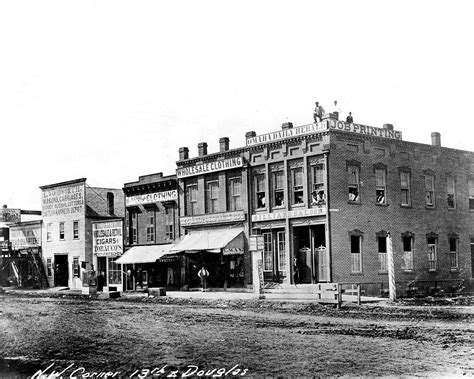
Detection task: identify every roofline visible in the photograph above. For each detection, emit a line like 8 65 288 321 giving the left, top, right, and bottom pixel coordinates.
40 178 87 190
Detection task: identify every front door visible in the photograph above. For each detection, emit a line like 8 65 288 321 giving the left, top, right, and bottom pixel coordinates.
293 226 312 283
54 255 69 287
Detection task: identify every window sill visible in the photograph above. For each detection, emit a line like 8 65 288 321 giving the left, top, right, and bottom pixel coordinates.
272 206 285 211
400 204 412 209
378 271 388 275
291 203 305 208
450 268 460 272
347 201 361 205
447 207 456 211
403 270 415 274
255 208 268 213
375 203 389 207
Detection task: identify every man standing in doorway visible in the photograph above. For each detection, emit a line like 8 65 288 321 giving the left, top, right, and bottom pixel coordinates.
198 266 209 292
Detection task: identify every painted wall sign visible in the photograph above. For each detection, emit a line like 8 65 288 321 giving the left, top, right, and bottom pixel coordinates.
246 121 328 146
10 225 41 249
126 190 178 206
328 119 402 140
180 211 245 227
0 208 21 223
251 207 327 222
92 220 123 257
223 247 244 255
176 157 243 179
42 184 85 217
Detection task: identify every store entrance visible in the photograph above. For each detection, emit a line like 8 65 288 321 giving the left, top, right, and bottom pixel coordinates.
54 255 69 287
293 224 327 283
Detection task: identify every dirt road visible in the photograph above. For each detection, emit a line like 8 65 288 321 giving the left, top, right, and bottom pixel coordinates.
1 294 472 377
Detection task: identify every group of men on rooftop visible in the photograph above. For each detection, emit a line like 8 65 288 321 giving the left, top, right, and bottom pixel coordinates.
313 100 353 124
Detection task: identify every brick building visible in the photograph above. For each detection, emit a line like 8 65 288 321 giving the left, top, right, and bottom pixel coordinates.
175 114 473 296
40 178 124 289
118 173 180 290
173 138 250 289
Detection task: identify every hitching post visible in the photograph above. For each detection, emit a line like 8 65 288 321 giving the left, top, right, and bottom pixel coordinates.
387 233 396 301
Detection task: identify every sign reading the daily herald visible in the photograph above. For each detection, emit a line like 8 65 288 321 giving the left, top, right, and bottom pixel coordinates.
92 220 123 257
42 184 85 217
10 224 41 250
176 157 243 179
126 190 178 206
246 121 328 146
328 119 402 140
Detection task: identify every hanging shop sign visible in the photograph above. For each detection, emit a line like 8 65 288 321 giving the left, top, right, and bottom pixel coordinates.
42 183 85 217
249 235 264 251
10 224 41 250
92 220 123 257
223 247 244 255
176 157 243 179
126 190 178 206
251 207 326 222
246 121 328 146
180 211 246 227
0 208 21 223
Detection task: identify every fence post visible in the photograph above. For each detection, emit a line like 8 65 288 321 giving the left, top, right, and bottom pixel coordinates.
337 283 342 309
357 283 361 305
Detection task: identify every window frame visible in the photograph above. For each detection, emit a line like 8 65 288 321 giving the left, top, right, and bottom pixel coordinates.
272 170 285 208
425 174 435 207
400 171 411 206
377 234 388 273
255 174 266 209
277 231 286 271
347 165 360 203
146 209 155 242
73 257 80 278
427 235 438 272
228 176 242 211
349 231 363 274
186 183 198 216
290 167 304 206
46 223 52 242
73 221 79 240
59 222 65 241
311 163 326 206
402 234 414 271
468 178 474 210
375 168 387 205
446 177 456 209
449 236 459 270
263 232 273 272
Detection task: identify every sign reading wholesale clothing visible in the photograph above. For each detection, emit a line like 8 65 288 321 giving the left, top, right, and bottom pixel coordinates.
176 157 243 179
126 190 178 206
92 220 123 257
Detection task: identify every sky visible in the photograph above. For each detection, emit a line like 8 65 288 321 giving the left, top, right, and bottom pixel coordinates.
1 0 473 211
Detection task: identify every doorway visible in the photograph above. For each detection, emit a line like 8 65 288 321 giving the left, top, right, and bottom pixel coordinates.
293 224 327 283
54 254 69 287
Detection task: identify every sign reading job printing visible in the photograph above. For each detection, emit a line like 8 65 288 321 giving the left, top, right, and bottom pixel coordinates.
10 224 41 250
126 190 178 206
176 157 243 179
328 119 402 140
246 121 328 146
42 184 85 217
92 220 123 257
0 208 21 223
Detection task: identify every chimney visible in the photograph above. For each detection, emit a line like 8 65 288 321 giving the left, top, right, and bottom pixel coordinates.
179 147 189 160
282 122 293 130
198 142 208 156
2 205 7 208
383 124 394 131
245 131 256 139
431 132 441 147
219 137 230 152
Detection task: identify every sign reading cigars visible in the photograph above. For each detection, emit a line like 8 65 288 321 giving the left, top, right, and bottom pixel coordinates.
92 220 123 257
126 190 178 206
176 157 243 179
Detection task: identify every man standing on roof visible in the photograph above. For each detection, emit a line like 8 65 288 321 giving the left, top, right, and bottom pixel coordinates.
313 101 325 123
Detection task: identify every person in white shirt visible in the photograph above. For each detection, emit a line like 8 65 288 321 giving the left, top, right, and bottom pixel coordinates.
197 266 209 292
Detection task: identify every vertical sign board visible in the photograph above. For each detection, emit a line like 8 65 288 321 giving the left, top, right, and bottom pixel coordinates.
92 220 123 257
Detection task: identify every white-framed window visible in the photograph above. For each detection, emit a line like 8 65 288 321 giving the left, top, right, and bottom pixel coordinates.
255 174 266 209
277 231 286 271
108 257 122 285
291 167 304 205
403 235 414 271
46 258 53 277
350 235 362 273
46 223 52 242
273 171 285 208
375 169 386 204
400 171 411 206
73 221 79 240
165 224 174 241
447 177 456 209
348 166 360 202
129 212 138 245
449 237 458 270
468 179 474 210
311 164 325 205
378 236 387 272
186 183 198 216
146 210 155 242
228 176 242 211
73 257 80 277
59 222 65 241
425 175 435 207
427 236 438 271
263 232 273 271
206 180 219 213
164 206 174 241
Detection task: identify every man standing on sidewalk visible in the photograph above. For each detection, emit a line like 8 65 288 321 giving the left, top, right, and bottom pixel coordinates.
198 266 209 292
